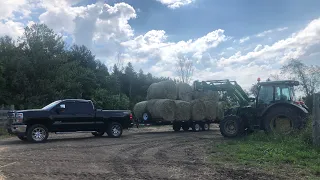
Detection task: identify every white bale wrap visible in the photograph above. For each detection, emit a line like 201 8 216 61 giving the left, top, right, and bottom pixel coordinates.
147 80 177 100
174 100 191 121
146 99 176 121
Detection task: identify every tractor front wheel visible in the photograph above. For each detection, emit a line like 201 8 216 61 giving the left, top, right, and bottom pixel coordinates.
219 115 244 138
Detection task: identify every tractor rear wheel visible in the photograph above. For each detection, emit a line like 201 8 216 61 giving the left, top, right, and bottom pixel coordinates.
263 107 301 135
219 115 244 138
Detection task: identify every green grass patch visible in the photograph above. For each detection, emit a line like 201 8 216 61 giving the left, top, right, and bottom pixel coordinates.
211 122 320 178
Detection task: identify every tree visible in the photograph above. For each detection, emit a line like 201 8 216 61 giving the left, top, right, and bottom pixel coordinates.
281 59 320 110
249 83 259 97
176 56 194 84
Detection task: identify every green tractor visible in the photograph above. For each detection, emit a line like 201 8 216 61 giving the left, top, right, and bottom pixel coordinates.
193 78 309 137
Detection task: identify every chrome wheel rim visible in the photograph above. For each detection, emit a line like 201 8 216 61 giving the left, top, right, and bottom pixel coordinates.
112 125 121 136
32 127 46 141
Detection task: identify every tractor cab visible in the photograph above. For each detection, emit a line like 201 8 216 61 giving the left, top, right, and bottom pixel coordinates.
255 78 300 110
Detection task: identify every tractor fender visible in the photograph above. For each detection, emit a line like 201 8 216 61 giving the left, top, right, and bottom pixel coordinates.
260 102 308 118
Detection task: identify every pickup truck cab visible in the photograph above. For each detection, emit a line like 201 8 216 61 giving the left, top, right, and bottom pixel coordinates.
7 99 134 143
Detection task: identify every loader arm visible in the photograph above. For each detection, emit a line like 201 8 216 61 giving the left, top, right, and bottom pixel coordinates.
193 79 251 107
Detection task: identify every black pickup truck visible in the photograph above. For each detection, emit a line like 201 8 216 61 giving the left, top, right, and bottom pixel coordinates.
7 99 134 143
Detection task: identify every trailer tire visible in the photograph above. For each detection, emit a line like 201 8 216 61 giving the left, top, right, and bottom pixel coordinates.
192 123 201 132
182 124 189 131
173 123 181 132
202 123 210 131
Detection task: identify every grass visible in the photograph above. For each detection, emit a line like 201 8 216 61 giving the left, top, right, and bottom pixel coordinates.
210 121 320 179
0 127 11 139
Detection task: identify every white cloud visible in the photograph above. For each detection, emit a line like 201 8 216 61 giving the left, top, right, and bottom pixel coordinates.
157 0 195 9
0 20 24 39
218 18 320 67
0 0 29 19
239 36 250 44
256 27 288 37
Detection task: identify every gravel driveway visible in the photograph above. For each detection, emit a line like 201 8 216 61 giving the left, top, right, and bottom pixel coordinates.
0 125 281 180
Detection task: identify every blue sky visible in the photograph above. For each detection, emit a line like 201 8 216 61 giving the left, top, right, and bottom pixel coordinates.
0 0 320 90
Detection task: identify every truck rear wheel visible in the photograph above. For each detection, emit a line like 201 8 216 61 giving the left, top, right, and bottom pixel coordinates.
26 124 49 143
219 115 244 138
106 122 123 138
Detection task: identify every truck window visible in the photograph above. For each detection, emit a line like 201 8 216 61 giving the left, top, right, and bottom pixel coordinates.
73 102 94 114
275 86 291 101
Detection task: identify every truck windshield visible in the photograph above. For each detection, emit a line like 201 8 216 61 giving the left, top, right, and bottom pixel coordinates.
42 100 62 110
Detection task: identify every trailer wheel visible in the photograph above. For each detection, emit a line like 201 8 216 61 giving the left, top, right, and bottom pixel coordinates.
173 123 181 132
142 112 152 122
202 123 210 131
192 123 201 132
182 124 189 131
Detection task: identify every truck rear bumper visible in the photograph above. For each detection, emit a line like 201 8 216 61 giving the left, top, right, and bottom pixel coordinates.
10 125 27 134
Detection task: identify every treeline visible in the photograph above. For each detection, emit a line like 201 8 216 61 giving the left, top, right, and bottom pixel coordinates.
0 24 172 110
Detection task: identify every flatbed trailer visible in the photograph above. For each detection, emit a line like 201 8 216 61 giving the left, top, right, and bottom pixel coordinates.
134 117 220 132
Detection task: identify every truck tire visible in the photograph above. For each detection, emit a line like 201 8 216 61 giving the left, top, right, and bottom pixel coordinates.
17 135 27 141
142 112 152 122
191 123 201 132
26 124 49 143
106 122 123 138
263 107 301 135
92 131 105 137
219 115 244 138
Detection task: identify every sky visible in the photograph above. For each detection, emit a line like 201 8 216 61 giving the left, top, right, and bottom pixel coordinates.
1 0 320 90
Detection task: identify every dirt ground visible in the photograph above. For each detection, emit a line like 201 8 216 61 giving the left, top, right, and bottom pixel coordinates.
0 125 283 180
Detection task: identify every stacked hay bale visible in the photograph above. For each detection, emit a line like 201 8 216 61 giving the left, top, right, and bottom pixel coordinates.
133 80 222 122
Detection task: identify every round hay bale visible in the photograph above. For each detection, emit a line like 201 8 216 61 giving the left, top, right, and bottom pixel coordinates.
190 99 206 121
133 101 148 120
174 100 191 121
146 99 176 121
176 83 193 102
203 100 218 121
147 80 177 100
192 90 219 101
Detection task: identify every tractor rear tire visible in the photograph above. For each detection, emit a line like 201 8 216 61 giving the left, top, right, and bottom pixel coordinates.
263 107 301 135
219 115 244 138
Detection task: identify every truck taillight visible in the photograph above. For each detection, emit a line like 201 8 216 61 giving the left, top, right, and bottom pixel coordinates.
130 113 133 120
15 113 24 123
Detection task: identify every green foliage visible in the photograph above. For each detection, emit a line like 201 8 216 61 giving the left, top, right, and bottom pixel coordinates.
0 23 172 110
211 122 320 178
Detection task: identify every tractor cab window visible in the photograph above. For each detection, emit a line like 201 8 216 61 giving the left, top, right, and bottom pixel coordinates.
275 86 291 101
258 85 274 104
